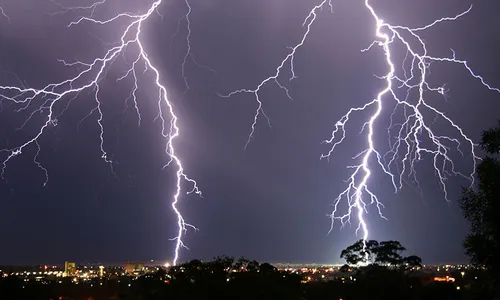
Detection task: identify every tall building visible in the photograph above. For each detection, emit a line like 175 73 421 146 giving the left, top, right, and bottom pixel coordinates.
64 261 76 277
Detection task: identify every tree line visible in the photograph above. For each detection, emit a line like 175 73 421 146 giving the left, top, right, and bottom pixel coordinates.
459 121 500 298
0 124 498 300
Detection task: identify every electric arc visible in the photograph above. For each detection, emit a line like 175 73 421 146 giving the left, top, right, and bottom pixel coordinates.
0 0 200 266
1 0 499 263
223 0 499 246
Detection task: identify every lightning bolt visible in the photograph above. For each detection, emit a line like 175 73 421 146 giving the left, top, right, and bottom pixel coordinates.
0 0 200 265
2 0 499 265
219 1 331 149
223 0 499 250
0 6 10 23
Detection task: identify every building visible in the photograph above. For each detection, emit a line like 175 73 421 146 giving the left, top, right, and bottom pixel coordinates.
64 261 76 277
124 262 144 275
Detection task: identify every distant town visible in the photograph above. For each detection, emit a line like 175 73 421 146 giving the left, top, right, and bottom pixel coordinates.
0 261 483 288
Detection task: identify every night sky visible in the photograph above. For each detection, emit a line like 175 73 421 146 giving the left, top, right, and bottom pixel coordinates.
1 0 499 266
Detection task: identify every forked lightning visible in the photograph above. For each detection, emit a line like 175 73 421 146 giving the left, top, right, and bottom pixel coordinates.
1 0 499 264
0 0 200 265
224 0 499 249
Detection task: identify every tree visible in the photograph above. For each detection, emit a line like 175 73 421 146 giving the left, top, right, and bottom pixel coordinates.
234 257 249 270
340 239 379 265
259 263 277 274
460 122 500 294
211 255 235 271
339 264 350 273
340 239 421 268
340 239 366 265
375 240 406 266
246 260 260 272
403 255 422 269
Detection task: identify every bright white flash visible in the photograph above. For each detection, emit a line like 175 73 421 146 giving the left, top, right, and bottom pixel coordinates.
224 1 499 245
0 1 200 265
2 0 499 264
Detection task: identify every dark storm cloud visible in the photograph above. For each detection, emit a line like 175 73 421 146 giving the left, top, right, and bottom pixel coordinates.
0 0 499 265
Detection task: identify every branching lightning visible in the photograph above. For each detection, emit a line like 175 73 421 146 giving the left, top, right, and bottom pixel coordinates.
0 6 9 23
220 1 331 149
2 0 499 265
224 0 500 248
0 0 200 265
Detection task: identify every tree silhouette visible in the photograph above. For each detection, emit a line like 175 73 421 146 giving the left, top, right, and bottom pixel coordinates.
460 121 500 296
340 239 365 265
339 264 350 273
1 256 465 300
234 257 249 270
246 260 259 272
375 240 406 266
403 255 422 269
259 262 277 274
340 240 379 265
341 239 421 268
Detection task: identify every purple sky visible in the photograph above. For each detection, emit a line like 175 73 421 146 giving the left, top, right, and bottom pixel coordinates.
0 0 499 265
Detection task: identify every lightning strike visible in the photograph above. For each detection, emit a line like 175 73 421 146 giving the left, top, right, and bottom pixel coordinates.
220 1 331 149
174 0 217 93
180 0 193 92
224 1 499 251
0 6 10 23
0 0 200 265
2 0 499 266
